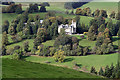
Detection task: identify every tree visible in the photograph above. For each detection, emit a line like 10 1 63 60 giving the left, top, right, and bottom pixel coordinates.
99 67 104 76
110 11 115 18
98 24 105 32
16 21 25 32
8 26 15 35
118 28 120 36
54 35 72 47
99 10 107 18
107 19 115 36
83 47 89 56
2 32 9 45
23 41 29 52
2 45 7 55
90 66 97 75
87 24 97 41
75 16 82 33
37 28 47 42
40 6 46 12
104 65 111 78
33 37 42 49
2 20 9 33
15 4 22 14
53 50 65 63
93 9 100 17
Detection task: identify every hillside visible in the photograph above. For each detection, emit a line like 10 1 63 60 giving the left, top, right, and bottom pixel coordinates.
80 2 118 15
2 58 101 78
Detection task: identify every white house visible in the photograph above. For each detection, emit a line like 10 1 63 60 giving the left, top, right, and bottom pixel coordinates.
58 20 76 35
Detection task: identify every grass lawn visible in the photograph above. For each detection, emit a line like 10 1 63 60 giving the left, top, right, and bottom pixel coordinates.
80 2 118 15
24 53 119 71
2 58 101 78
6 34 118 51
3 53 118 72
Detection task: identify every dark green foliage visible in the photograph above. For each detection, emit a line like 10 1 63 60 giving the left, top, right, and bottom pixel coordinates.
64 2 87 9
23 41 29 52
8 26 15 35
118 28 120 36
2 45 7 55
93 28 114 55
90 66 97 75
2 32 9 45
75 16 82 33
89 16 105 28
83 47 89 56
12 46 23 60
99 67 104 76
87 24 97 41
98 24 105 32
33 37 42 49
3 4 23 14
99 10 107 18
107 19 116 36
21 11 29 23
110 11 116 18
47 22 58 39
54 35 72 47
40 2 50 6
38 45 50 56
15 4 22 14
28 3 39 13
11 34 22 43
93 9 100 17
16 21 25 32
116 12 120 20
2 20 9 33
40 6 46 12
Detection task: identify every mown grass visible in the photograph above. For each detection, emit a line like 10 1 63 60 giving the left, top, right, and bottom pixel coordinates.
2 52 118 72
80 2 118 15
2 58 101 78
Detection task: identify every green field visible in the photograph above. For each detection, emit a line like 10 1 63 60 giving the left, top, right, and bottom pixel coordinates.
2 53 118 72
6 34 118 51
80 2 118 15
2 58 101 78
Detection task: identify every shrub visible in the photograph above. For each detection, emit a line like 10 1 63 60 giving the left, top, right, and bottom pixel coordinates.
36 44 50 56
49 47 56 56
12 46 23 60
83 47 89 56
90 66 97 75
53 50 65 63
40 6 46 12
83 32 88 35
6 47 14 55
23 41 29 52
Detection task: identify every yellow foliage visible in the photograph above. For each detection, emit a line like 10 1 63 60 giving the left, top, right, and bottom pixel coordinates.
83 32 88 35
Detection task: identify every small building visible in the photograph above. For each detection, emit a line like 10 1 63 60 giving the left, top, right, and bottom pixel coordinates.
58 20 76 35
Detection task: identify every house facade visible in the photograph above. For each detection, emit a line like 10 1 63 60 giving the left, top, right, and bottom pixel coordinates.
58 20 76 35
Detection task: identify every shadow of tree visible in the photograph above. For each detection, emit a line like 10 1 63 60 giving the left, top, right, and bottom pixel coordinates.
76 64 82 68
113 45 118 50
112 37 118 42
64 58 74 62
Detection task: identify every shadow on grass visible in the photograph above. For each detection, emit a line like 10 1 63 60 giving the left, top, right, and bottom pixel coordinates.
112 37 118 42
76 64 82 68
113 45 118 50
64 58 74 62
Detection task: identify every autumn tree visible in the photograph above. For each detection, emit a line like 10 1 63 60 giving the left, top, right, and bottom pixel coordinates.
87 24 98 41
2 32 9 45
2 20 9 33
110 11 116 18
